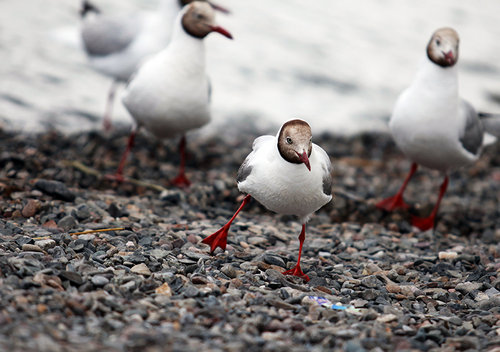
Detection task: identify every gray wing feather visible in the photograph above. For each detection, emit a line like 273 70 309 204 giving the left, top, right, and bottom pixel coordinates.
479 112 500 138
207 77 212 104
82 15 142 57
236 158 252 183
237 136 273 184
322 158 333 196
459 99 484 156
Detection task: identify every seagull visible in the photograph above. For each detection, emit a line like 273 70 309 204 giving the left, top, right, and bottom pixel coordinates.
202 119 333 281
110 1 232 187
376 27 497 231
80 0 228 131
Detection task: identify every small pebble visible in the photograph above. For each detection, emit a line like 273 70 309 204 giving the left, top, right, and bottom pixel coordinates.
131 263 151 276
438 251 458 260
91 275 109 287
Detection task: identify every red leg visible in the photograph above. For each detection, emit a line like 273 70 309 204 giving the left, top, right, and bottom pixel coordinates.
411 175 449 231
106 127 136 182
170 135 191 187
283 224 310 282
103 80 118 132
376 162 418 211
202 195 251 253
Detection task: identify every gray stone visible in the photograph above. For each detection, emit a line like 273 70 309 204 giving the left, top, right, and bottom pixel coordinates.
91 275 109 287
456 281 482 294
183 285 200 298
361 275 381 288
478 296 500 310
75 204 91 220
149 249 170 260
34 179 75 201
131 263 151 276
263 254 286 267
58 215 77 230
59 271 83 285
221 264 238 279
34 239 56 250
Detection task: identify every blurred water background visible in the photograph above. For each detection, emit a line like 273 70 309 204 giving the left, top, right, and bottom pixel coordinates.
1 0 499 135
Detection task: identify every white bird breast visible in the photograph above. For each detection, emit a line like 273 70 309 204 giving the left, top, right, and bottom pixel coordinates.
122 50 211 139
238 141 331 220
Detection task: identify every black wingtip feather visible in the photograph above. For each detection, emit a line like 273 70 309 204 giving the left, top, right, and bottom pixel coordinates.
80 0 100 18
478 112 500 119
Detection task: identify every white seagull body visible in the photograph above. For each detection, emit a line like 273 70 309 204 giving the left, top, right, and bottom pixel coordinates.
238 134 332 222
122 13 210 139
111 2 232 187
81 0 181 82
202 119 333 281
378 27 497 231
390 58 485 172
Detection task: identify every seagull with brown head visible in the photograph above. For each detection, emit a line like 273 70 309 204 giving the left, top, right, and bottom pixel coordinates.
202 119 333 282
80 0 229 130
110 1 233 187
377 27 497 231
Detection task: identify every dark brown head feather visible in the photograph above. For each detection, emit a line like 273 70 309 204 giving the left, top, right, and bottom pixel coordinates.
277 119 313 164
182 2 215 39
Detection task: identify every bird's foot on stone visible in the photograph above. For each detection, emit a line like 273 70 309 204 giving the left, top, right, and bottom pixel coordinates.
201 225 229 253
170 173 191 188
283 265 310 282
411 214 436 231
376 194 410 211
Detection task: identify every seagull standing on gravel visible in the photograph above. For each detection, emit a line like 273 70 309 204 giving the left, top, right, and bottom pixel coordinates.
377 27 497 231
202 119 333 281
110 1 232 187
80 0 228 130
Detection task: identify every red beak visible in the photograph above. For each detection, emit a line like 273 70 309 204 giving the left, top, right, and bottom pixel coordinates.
443 50 455 64
208 2 230 14
297 150 311 171
210 25 233 39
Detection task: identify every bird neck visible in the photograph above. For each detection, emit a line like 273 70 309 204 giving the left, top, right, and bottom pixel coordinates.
412 56 459 99
166 12 207 67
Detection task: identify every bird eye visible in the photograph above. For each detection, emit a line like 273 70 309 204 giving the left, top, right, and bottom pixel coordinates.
435 39 441 46
195 13 203 20
286 137 293 144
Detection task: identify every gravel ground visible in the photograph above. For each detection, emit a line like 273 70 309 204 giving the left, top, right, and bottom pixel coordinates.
0 123 499 352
